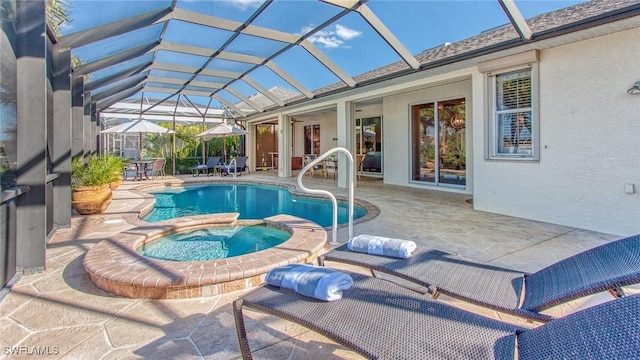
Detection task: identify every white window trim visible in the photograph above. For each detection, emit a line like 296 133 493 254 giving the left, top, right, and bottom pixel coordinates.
485 63 540 161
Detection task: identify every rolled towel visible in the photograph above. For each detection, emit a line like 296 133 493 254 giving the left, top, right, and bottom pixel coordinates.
265 264 353 301
348 234 417 259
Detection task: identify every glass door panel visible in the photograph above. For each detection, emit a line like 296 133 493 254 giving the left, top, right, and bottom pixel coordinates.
355 123 362 156
304 124 320 155
411 98 465 187
356 116 382 174
411 103 435 182
111 136 122 156
438 99 466 186
255 123 278 169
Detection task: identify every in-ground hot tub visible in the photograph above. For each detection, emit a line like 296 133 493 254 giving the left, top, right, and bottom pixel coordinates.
83 213 326 299
137 224 291 262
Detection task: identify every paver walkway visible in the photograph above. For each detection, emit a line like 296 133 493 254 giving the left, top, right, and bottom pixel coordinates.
0 172 621 359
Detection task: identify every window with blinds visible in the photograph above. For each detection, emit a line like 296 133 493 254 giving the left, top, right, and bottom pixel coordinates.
491 68 536 159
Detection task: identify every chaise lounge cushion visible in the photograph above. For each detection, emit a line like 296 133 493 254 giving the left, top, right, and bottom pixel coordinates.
319 234 640 322
235 275 640 359
234 272 521 359
362 151 381 172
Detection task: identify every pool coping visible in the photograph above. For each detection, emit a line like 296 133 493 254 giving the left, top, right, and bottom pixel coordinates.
125 178 380 229
83 213 327 299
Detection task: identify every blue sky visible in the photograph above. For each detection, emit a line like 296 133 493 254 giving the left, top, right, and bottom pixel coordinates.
64 0 585 106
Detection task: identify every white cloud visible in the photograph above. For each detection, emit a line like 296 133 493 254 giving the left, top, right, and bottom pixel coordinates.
334 24 361 40
300 25 315 34
306 24 362 49
227 0 263 10
312 35 344 49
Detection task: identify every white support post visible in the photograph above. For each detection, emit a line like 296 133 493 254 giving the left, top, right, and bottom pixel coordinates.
335 100 354 188
277 113 291 178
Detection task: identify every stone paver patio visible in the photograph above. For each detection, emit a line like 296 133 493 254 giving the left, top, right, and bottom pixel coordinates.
0 171 622 359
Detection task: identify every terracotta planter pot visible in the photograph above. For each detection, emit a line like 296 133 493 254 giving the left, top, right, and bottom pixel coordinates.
72 185 113 215
110 175 123 190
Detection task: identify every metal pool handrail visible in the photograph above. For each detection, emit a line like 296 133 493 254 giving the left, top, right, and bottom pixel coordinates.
296 147 354 245
228 157 237 178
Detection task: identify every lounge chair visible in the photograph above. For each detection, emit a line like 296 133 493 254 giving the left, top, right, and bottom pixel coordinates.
234 272 640 359
220 156 249 176
192 156 221 176
318 233 640 322
361 151 381 172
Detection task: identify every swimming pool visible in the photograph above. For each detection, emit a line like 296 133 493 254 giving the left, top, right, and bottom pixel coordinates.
142 183 367 227
138 225 290 262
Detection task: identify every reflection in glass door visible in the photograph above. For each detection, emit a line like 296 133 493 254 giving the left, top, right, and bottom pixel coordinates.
356 116 382 175
411 98 465 187
304 125 320 155
255 123 278 169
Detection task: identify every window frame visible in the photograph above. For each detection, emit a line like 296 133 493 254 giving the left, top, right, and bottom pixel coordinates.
486 64 539 161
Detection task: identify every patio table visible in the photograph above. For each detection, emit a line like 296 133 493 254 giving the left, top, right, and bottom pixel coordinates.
132 160 153 181
215 163 227 176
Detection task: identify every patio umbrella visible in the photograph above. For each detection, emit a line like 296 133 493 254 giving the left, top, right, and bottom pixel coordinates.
101 119 175 161
195 123 248 163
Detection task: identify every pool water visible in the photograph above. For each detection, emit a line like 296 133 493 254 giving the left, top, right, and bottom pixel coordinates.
142 184 367 227
138 225 290 261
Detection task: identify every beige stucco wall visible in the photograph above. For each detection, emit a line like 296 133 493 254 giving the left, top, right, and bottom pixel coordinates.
376 28 640 236
291 114 337 157
472 28 640 236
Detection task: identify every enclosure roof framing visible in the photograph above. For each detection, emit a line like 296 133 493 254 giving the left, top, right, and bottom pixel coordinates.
54 0 637 122
498 0 534 40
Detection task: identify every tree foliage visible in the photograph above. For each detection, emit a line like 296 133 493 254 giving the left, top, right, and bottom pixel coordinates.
46 0 71 38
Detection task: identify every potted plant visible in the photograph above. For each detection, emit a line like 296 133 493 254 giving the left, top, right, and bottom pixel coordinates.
71 155 118 215
105 154 127 189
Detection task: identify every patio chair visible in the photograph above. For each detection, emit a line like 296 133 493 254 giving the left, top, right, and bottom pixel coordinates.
123 161 137 181
147 159 166 180
356 154 365 180
221 156 249 176
192 156 221 176
303 154 327 179
318 233 640 322
234 272 640 359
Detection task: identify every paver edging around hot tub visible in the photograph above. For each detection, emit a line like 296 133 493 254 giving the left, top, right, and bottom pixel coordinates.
83 213 327 299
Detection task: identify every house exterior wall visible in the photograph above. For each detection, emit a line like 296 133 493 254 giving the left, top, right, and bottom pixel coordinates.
250 26 639 237
472 28 640 236
355 105 382 120
379 28 639 236
292 114 337 157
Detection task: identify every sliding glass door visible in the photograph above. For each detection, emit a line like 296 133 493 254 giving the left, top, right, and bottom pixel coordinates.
411 98 466 187
356 116 382 175
304 124 320 155
255 123 278 169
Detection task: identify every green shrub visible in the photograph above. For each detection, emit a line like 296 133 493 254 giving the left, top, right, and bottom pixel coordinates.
104 153 128 175
71 155 120 190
